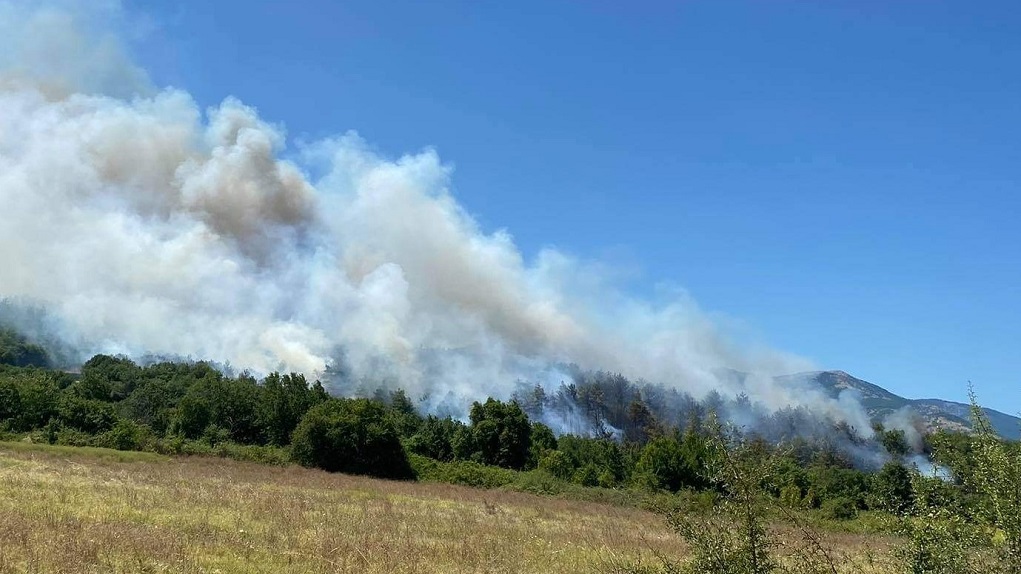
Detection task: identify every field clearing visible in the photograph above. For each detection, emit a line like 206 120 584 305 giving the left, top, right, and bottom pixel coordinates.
0 442 898 573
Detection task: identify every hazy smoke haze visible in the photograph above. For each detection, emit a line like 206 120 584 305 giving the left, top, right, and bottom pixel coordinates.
0 1 875 430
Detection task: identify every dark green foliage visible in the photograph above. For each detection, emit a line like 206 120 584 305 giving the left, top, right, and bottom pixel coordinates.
573 463 600 487
120 376 188 434
528 421 557 467
0 368 61 431
806 463 869 509
538 449 574 480
291 398 413 479
409 455 517 489
879 428 911 457
455 398 532 470
556 434 630 486
405 415 464 462
821 496 858 520
259 372 328 445
57 393 117 434
624 398 659 444
76 354 141 401
633 431 711 492
0 375 21 424
0 328 49 368
874 462 914 513
173 393 212 439
511 469 566 496
385 388 422 438
174 374 263 444
99 419 153 451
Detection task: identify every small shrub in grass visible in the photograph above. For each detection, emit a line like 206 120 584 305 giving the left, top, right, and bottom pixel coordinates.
558 484 639 507
177 440 213 456
821 497 858 521
407 453 440 477
779 485 803 509
895 509 981 574
200 424 231 447
676 488 719 515
53 427 95 447
512 469 565 496
538 449 574 480
155 434 187 455
573 463 600 487
411 455 519 489
97 419 154 451
432 460 517 489
640 491 688 515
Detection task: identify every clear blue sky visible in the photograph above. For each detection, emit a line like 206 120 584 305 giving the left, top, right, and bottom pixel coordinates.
123 0 1020 414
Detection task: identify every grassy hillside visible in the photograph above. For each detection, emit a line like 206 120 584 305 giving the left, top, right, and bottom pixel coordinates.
0 441 683 573
0 441 900 573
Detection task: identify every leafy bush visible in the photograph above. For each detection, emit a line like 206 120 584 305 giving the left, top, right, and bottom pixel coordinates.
56 393 117 434
573 463 600 487
453 398 531 470
821 497 858 521
0 328 49 368
779 484 803 509
633 435 705 492
415 458 516 489
212 442 291 466
873 462 914 514
0 369 58 431
97 419 154 451
291 398 413 479
512 469 565 496
405 415 463 462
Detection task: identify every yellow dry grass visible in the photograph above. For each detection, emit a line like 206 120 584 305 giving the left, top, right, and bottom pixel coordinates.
0 441 685 573
0 441 900 573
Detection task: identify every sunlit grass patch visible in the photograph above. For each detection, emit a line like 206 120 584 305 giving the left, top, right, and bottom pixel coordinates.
0 445 690 573
0 440 169 463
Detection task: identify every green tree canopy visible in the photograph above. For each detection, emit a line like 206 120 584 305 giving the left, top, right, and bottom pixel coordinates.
291 398 413 479
454 398 532 470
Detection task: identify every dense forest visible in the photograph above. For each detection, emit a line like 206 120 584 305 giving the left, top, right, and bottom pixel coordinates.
2 326 1019 571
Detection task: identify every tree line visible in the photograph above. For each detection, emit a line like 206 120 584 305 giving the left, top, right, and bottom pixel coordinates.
0 346 993 517
2 328 1018 571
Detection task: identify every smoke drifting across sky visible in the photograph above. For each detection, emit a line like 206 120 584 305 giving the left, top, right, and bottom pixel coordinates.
0 1 872 430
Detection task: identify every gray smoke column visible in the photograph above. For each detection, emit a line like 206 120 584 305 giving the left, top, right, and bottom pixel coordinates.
0 1 870 429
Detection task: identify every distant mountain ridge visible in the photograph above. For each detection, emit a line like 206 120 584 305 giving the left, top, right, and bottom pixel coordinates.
793 370 1020 440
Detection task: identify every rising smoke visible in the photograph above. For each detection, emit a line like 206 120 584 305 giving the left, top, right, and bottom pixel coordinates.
0 1 878 435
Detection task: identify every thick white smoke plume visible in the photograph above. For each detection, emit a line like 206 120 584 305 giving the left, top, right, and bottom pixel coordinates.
0 2 871 429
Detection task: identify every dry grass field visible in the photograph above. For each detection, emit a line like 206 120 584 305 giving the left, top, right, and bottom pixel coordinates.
0 441 900 573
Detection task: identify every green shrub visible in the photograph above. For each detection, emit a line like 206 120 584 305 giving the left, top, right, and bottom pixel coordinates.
779 484 803 509
454 399 531 470
512 469 565 496
97 419 153 451
538 449 574 480
821 497 858 521
632 435 706 492
57 393 117 434
425 459 516 489
291 398 413 479
573 463 600 487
